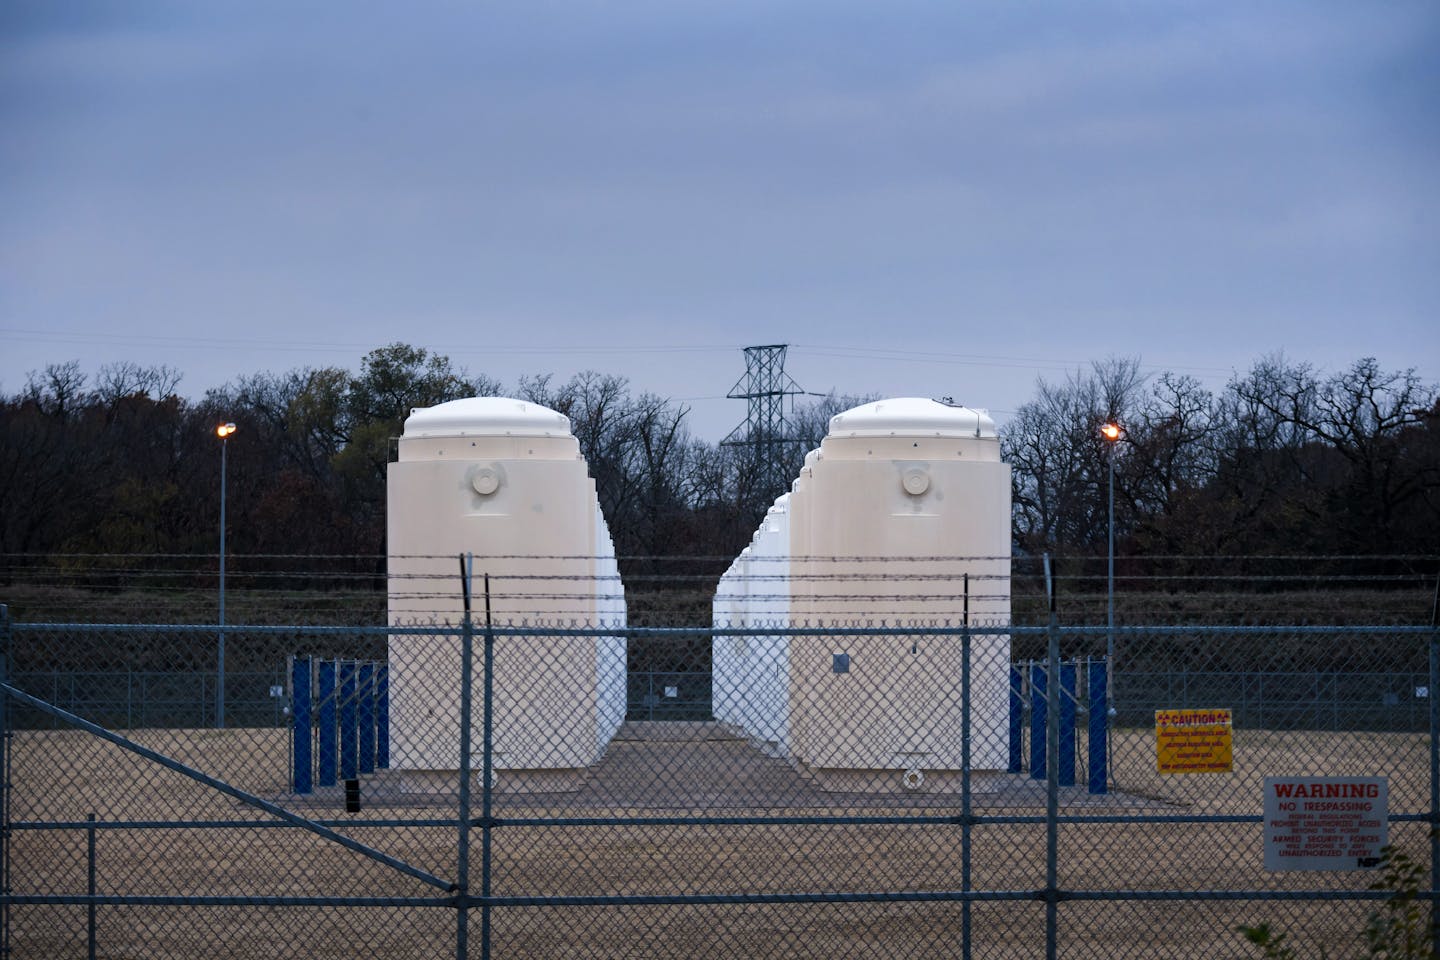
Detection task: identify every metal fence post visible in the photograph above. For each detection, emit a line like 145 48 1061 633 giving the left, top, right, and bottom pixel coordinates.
481 572 495 960
961 575 972 960
1240 667 1249 728
1044 559 1060 960
1429 574 1438 960
216 623 226 730
1 604 10 958
86 812 97 960
457 557 474 960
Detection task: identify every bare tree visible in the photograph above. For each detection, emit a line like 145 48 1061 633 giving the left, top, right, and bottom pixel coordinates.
23 361 88 420
1003 357 1146 552
1125 373 1219 550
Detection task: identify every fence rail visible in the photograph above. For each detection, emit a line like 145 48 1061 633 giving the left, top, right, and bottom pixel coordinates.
1 610 1436 958
1115 669 1432 731
10 667 1426 735
7 669 288 730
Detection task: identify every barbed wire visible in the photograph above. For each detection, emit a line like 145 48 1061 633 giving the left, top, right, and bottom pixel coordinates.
4 551 1435 561
4 551 1434 625
4 555 1434 572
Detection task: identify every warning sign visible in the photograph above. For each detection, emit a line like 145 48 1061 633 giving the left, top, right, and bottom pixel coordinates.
1155 708 1232 773
1264 777 1387 871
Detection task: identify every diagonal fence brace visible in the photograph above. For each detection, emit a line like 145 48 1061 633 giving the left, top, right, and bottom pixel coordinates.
0 682 455 893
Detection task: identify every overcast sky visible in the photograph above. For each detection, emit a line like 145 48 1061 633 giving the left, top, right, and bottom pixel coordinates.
2 0 1436 440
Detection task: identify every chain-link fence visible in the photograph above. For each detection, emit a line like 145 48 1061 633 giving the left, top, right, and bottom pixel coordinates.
1 605 1435 958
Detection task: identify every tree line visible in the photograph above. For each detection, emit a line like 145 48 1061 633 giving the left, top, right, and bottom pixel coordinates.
1004 355 1439 559
0 345 851 588
2 344 1436 593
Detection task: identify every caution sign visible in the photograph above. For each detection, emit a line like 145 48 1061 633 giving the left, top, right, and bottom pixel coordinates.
1264 777 1387 871
1155 708 1232 773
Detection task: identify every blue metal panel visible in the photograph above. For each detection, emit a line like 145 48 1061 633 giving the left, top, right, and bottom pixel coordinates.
1008 665 1023 774
1029 662 1046 781
340 660 358 782
291 657 312 795
1089 659 1109 795
358 661 375 775
1058 661 1076 788
375 663 390 770
317 660 337 787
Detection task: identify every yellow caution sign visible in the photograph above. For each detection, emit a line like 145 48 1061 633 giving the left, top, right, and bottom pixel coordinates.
1155 708 1233 774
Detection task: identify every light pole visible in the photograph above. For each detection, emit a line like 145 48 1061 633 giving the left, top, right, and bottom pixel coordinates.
1099 421 1121 674
216 421 237 729
1099 420 1122 795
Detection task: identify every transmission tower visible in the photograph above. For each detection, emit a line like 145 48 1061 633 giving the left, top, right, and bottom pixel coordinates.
722 344 806 508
